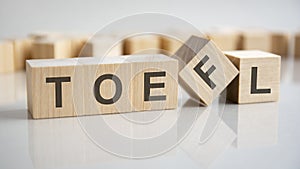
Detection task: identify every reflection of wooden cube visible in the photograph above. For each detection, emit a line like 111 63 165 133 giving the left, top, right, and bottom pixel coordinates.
0 73 16 104
224 50 280 104
241 31 289 57
124 35 161 55
206 31 242 51
223 102 278 148
26 54 178 119
31 39 72 59
7 38 33 70
177 36 239 106
295 33 300 59
0 41 14 73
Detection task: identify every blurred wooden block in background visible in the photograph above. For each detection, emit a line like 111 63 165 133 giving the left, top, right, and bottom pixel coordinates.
26 54 178 119
177 36 239 106
31 38 72 59
80 36 123 57
28 31 64 41
295 33 300 59
7 38 33 70
0 41 14 73
224 50 280 104
271 32 289 57
241 30 288 57
206 30 242 51
68 35 89 57
124 34 161 55
161 36 183 56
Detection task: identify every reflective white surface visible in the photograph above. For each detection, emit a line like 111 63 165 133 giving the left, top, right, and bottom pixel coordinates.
0 59 300 169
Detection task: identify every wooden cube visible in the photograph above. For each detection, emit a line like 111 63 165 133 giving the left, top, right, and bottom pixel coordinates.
0 41 14 73
241 30 271 51
80 36 123 57
176 36 239 106
206 30 242 51
271 32 289 57
7 38 33 70
124 34 161 55
31 38 72 59
224 50 280 104
128 55 178 111
26 54 178 119
68 35 89 57
241 30 288 57
161 36 183 56
295 33 300 59
29 31 64 40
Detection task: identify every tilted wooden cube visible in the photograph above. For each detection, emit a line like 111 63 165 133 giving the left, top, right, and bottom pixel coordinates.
0 41 14 73
26 54 178 119
224 50 280 104
175 36 239 106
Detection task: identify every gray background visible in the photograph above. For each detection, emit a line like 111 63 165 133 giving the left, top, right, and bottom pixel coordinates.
0 0 300 38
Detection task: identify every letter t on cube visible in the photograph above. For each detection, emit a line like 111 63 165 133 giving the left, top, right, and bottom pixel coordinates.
176 36 239 106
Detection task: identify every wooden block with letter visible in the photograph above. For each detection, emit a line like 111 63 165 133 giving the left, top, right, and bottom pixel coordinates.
26 54 178 119
31 38 72 59
0 41 14 73
7 38 33 70
295 33 300 59
128 55 178 111
124 34 161 55
175 36 239 106
224 50 280 104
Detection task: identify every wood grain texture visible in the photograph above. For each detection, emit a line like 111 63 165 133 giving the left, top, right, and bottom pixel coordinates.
0 41 14 73
26 54 178 119
224 50 281 104
128 55 178 111
124 34 161 55
177 36 239 106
